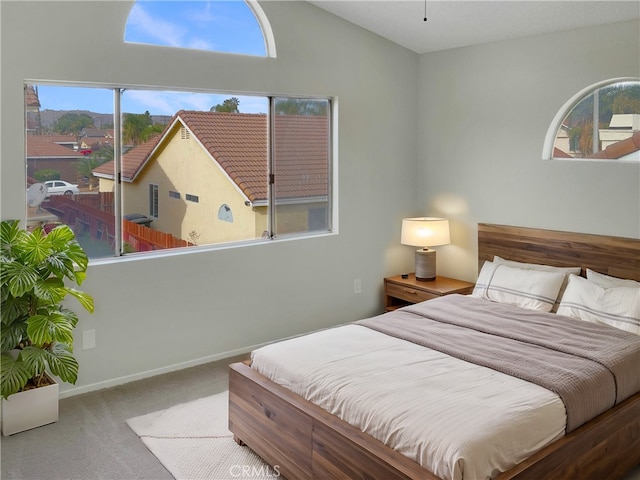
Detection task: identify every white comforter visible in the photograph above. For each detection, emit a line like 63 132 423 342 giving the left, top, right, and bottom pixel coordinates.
251 324 566 480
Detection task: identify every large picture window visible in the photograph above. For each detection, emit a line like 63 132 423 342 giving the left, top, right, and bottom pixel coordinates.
25 83 334 260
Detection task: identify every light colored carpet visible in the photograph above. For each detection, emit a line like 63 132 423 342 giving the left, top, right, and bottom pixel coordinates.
126 391 278 480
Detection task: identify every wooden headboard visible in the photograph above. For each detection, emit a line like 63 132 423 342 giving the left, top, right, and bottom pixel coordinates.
478 223 640 282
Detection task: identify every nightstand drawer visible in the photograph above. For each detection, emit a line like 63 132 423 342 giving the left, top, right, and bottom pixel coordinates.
385 282 439 304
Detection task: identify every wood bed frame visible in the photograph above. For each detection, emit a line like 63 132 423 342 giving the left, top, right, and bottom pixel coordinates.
229 224 640 480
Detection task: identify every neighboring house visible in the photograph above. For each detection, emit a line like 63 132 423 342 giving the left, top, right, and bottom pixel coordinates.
93 111 329 245
79 128 114 151
589 131 640 161
599 114 640 149
553 122 572 156
25 85 41 133
37 134 78 151
26 135 84 182
553 114 640 160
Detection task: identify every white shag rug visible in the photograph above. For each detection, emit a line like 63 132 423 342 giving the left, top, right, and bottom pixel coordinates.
127 391 278 480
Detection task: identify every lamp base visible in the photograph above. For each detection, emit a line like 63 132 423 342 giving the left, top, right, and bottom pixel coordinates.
415 248 436 281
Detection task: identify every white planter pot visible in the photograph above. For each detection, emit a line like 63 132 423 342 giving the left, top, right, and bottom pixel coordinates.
1 376 59 435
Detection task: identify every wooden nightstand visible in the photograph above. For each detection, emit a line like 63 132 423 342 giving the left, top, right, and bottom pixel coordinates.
384 274 475 312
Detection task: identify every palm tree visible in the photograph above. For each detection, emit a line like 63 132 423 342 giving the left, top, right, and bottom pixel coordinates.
123 112 152 145
77 146 113 188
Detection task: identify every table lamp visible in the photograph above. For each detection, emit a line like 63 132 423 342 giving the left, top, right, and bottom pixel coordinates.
401 217 450 281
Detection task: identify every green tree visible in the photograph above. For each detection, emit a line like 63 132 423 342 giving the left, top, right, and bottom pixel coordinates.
144 123 165 139
274 99 328 116
566 83 640 129
77 145 113 188
34 170 61 182
123 111 152 145
211 97 240 113
612 94 640 114
51 113 94 135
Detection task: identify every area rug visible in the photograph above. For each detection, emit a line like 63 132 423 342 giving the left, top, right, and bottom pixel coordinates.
127 391 278 480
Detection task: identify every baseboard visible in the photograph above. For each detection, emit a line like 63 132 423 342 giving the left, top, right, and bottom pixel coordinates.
57 344 256 399
58 325 340 400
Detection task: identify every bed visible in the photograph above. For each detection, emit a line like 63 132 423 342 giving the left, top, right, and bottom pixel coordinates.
228 223 640 480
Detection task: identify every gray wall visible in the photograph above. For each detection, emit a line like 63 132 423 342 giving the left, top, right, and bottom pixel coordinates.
0 1 418 395
2 2 639 396
418 20 640 282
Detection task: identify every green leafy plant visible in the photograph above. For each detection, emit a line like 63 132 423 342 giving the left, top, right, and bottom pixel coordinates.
33 169 61 182
0 220 94 399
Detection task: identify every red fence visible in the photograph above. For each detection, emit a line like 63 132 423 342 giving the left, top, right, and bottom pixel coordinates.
48 194 192 252
122 221 192 251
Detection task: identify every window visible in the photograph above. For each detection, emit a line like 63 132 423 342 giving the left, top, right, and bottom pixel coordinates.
124 0 276 58
24 83 334 260
218 204 233 223
272 98 331 236
149 184 159 217
544 78 640 161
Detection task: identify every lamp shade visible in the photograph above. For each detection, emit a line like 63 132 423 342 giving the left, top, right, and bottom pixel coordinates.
401 217 450 247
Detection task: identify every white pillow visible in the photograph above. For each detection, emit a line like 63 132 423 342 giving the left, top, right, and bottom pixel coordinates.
472 261 565 312
557 274 640 335
493 256 581 277
586 269 640 288
493 256 581 312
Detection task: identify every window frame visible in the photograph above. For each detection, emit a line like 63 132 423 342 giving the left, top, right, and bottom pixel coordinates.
24 81 337 264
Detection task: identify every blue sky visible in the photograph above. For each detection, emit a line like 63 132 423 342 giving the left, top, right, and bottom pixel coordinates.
125 0 265 56
35 1 268 116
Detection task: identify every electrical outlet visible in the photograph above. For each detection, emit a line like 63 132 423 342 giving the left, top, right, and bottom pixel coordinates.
354 278 362 294
82 329 96 350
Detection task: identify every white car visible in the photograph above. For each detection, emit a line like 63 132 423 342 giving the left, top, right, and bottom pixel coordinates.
44 180 80 196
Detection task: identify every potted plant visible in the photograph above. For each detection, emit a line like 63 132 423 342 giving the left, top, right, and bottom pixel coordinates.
0 220 94 435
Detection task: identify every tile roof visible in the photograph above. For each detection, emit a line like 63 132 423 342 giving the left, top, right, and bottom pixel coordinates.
180 111 269 203
26 136 84 158
93 135 160 181
553 147 573 158
272 114 330 201
588 131 640 160
28 134 78 144
94 111 329 203
25 85 40 108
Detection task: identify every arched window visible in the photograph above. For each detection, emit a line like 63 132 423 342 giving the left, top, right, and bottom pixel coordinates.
543 78 640 162
124 0 276 58
218 204 234 223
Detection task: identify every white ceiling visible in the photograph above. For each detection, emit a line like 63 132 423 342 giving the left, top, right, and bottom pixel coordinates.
308 1 640 54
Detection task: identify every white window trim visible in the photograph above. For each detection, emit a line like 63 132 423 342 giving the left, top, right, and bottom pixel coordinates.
247 0 277 58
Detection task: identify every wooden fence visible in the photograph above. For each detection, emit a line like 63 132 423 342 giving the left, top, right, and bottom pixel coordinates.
72 191 114 213
48 194 192 252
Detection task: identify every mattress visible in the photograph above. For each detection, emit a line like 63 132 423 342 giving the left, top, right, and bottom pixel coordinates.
251 323 566 480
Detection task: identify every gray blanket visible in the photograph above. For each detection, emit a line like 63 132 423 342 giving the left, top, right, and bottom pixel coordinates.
356 294 640 432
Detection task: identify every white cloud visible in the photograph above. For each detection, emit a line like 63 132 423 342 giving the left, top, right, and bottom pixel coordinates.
127 3 188 48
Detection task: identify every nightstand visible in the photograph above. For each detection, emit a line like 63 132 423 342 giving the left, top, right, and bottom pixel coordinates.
384 274 475 312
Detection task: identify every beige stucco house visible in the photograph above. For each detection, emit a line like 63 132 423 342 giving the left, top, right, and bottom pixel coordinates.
94 111 329 245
